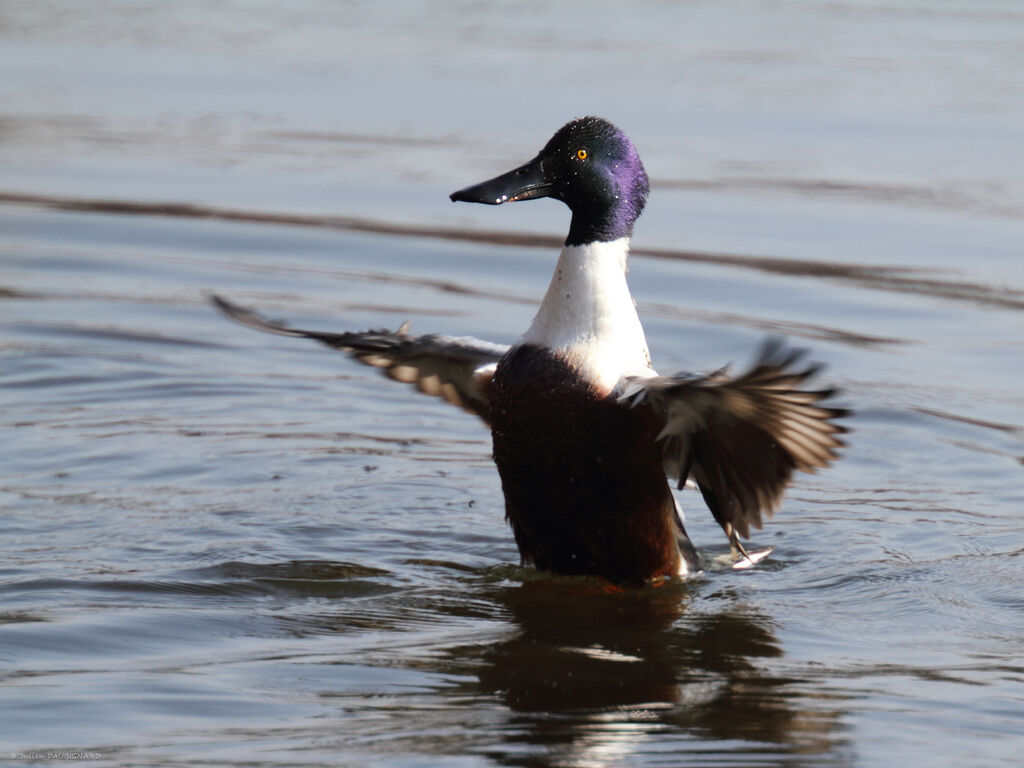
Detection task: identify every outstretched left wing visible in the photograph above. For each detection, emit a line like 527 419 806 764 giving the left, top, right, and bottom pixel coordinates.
212 295 508 423
618 339 848 546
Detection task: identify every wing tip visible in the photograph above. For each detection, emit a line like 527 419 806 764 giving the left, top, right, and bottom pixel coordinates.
210 293 303 337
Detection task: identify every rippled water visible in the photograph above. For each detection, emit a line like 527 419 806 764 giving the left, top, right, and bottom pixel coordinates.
2 2 1023 766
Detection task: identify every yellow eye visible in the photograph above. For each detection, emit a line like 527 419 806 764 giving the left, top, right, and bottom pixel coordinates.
576 149 588 160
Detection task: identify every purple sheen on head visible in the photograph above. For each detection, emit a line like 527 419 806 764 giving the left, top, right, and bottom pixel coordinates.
608 143 650 235
545 117 650 246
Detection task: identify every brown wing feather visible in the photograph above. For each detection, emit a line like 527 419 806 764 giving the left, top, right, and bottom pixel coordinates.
212 295 507 423
619 338 848 541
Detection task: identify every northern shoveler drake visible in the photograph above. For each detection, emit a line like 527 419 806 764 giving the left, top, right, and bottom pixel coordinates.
214 116 848 584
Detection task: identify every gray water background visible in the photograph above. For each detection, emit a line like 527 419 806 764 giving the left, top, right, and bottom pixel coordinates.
2 2 1023 766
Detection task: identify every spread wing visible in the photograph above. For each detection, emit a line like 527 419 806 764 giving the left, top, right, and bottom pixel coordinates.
212 295 508 423
619 339 848 541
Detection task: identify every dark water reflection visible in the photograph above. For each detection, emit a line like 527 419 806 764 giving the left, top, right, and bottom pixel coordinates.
234 563 852 767
463 583 847 766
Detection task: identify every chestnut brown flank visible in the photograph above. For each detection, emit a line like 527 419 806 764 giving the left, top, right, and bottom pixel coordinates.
490 345 683 584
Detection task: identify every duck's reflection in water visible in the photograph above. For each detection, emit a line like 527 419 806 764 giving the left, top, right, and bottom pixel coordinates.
452 579 850 767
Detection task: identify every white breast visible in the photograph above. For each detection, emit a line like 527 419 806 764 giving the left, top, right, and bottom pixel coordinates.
520 238 655 393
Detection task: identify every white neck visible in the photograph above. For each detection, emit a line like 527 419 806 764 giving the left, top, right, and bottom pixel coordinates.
520 238 653 392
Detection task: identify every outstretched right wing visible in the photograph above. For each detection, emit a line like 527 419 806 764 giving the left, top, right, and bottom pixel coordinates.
619 339 849 544
212 295 508 424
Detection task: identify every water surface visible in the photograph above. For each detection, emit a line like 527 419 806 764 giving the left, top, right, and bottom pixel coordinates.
2 2 1023 766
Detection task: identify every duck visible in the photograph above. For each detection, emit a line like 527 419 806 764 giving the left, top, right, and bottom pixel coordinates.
213 116 847 584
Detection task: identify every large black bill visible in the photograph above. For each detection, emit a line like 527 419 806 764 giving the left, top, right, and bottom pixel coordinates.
449 159 553 205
